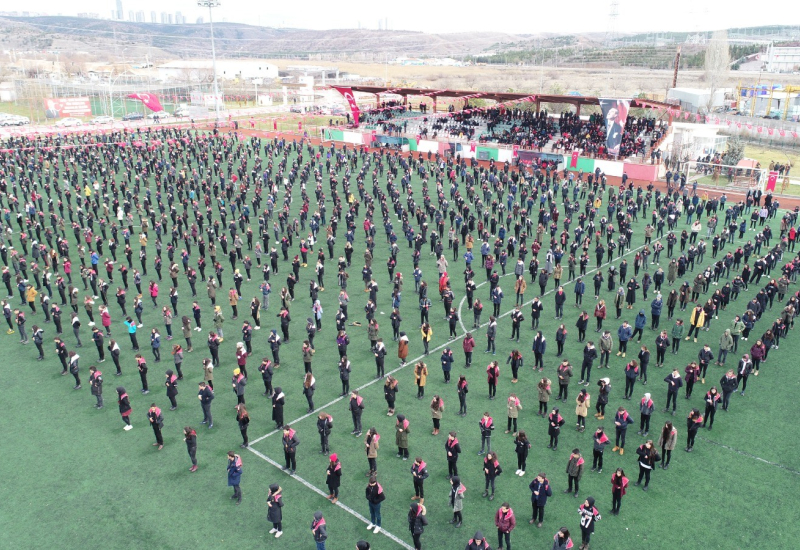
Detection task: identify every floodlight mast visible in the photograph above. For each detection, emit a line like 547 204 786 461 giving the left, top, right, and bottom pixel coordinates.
197 0 222 121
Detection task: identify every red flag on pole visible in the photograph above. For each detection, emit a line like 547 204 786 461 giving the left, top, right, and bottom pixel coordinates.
767 171 778 192
570 151 579 168
126 93 164 112
332 87 361 128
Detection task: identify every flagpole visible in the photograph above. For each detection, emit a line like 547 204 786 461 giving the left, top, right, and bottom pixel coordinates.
197 0 222 122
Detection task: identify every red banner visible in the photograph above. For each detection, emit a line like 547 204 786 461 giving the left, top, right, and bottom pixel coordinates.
767 171 778 192
126 93 164 112
333 86 361 128
570 150 579 168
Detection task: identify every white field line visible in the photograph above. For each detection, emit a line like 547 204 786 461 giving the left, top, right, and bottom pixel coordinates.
251 241 647 449
246 445 414 549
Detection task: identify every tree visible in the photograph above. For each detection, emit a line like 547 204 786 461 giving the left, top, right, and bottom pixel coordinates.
721 135 745 167
703 30 730 113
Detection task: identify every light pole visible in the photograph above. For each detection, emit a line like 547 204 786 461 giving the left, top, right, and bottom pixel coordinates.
197 0 222 121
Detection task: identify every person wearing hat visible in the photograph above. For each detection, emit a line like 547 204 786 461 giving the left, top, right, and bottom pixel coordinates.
577 496 601 550
267 483 284 538
226 451 243 505
311 511 327 550
326 453 342 504
464 531 489 549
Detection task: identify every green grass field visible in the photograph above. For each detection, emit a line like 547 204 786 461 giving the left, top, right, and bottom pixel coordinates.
1 138 799 550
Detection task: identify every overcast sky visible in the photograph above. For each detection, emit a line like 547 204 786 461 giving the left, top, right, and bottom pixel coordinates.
16 0 800 35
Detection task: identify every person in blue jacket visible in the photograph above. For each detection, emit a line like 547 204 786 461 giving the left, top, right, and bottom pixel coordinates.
650 294 663 330
574 278 585 306
616 321 632 358
528 472 552 528
440 348 454 383
632 310 646 343
227 451 243 504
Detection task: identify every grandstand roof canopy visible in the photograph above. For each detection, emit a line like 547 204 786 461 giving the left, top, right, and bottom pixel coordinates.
346 86 673 111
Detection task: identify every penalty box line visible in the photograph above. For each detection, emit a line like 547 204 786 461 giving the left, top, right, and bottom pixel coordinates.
246 445 414 549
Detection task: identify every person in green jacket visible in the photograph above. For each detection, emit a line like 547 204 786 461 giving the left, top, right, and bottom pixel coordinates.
213 306 225 341
716 329 734 367
670 320 684 354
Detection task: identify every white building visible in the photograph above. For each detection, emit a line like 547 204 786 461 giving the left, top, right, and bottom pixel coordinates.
666 87 731 113
764 45 800 73
158 60 279 82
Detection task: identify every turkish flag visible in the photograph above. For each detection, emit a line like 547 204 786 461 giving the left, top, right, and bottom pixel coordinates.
571 151 579 168
469 141 476 153
512 145 519 158
126 93 164 112
767 171 778 192
332 86 361 128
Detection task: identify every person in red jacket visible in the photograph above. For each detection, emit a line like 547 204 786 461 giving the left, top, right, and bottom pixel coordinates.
610 468 628 516
463 333 475 368
494 502 516 550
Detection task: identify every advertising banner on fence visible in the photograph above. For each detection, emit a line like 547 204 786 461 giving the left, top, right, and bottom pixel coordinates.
598 98 630 156
44 97 92 118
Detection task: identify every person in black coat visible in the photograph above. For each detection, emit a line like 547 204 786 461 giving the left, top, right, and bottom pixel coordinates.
282 425 299 474
165 369 178 410
89 365 103 408
267 483 284 538
237 404 250 448
326 453 342 503
272 387 285 429
184 426 197 471
198 381 214 428
117 386 132 429
445 431 461 478
147 403 164 450
350 391 364 436
259 358 274 397
408 502 428 550
411 456 429 505
317 412 333 455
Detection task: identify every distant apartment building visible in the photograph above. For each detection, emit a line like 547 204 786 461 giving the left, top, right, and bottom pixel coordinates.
150 11 157 23
116 0 123 20
135 10 144 22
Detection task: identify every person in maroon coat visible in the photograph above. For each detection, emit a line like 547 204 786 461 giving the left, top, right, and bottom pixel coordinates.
610 468 628 516
494 503 516 550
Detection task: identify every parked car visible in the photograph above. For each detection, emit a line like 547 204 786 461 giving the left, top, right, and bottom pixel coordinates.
0 115 29 126
90 115 115 125
122 112 144 121
173 108 190 117
54 117 83 127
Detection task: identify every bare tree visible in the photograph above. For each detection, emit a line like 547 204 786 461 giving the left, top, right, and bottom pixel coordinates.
703 29 730 114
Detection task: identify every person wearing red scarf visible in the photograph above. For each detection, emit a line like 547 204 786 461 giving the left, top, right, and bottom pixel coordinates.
610 468 628 516
311 511 327 549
